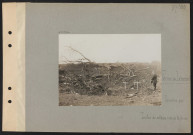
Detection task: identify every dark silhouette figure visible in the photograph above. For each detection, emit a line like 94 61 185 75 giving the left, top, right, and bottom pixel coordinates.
151 74 158 90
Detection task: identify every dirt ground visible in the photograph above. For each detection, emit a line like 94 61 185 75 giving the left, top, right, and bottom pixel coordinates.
59 87 161 106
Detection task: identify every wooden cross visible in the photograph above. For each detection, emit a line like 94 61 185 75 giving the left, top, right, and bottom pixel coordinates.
123 82 128 90
134 81 141 91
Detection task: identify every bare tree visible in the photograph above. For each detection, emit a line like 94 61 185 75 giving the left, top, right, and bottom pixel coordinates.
64 46 92 63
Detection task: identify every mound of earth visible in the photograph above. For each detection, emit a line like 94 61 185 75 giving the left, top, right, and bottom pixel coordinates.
59 62 161 96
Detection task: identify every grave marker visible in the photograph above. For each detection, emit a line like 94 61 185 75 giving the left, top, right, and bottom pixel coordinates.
123 82 128 90
134 81 141 91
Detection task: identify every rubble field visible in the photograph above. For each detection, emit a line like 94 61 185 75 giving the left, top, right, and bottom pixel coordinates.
59 62 161 106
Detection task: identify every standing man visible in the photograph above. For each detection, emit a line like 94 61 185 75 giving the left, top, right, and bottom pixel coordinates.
151 74 158 90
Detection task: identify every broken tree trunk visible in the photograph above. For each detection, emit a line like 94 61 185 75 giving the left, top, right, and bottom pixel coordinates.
65 46 92 63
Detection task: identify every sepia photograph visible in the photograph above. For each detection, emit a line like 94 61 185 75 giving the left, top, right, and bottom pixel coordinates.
59 34 161 106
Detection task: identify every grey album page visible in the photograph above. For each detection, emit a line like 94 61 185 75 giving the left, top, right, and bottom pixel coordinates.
25 3 190 132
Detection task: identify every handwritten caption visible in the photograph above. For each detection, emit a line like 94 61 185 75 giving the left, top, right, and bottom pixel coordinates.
164 95 184 103
141 112 188 121
162 70 189 82
172 4 186 13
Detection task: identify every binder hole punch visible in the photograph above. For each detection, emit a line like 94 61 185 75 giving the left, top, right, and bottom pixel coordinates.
8 31 12 35
8 100 12 103
8 44 12 47
8 87 12 90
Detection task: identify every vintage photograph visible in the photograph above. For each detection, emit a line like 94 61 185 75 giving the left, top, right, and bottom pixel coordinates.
59 34 161 106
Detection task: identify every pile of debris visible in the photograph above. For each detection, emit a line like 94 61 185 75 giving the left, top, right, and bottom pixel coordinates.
59 46 161 96
59 63 109 95
59 61 160 96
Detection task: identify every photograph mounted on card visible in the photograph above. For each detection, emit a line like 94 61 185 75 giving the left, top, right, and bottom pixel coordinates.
59 34 161 106
2 2 190 133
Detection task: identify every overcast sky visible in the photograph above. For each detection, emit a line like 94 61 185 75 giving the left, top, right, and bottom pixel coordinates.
59 34 161 64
